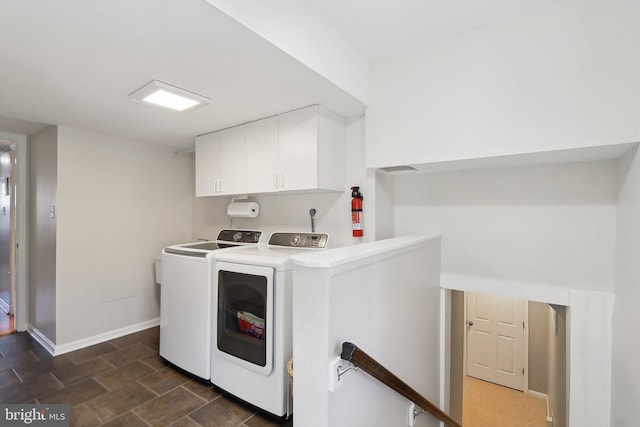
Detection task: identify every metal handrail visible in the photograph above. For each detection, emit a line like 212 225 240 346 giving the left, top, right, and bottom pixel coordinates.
340 342 462 427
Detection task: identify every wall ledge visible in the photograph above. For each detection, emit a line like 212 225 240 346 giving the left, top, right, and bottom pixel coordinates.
441 273 573 306
291 234 440 275
376 142 639 175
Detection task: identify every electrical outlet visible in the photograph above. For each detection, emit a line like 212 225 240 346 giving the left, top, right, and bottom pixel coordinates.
328 356 343 392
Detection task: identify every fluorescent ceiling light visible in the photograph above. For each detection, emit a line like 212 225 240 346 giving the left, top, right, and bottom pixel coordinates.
129 80 212 112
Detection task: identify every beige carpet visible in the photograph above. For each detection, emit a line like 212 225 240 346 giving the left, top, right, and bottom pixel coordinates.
463 376 547 427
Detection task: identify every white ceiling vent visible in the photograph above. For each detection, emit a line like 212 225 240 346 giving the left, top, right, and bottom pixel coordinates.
378 165 418 173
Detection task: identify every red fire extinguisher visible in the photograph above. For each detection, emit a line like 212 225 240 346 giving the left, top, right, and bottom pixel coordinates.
351 186 363 237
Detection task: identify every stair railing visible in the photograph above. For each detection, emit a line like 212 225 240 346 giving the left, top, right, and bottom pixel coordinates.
340 342 462 427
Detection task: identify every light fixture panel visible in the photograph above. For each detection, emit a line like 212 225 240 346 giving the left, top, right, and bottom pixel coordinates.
129 80 212 112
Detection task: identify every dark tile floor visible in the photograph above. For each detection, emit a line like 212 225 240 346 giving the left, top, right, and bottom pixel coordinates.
0 327 293 427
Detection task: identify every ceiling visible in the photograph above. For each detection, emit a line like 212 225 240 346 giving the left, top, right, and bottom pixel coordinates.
0 0 552 149
298 0 554 64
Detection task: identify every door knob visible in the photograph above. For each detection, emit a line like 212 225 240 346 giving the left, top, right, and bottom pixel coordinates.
468 321 474 326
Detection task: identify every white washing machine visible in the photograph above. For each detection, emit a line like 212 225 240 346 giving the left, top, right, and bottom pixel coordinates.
211 232 328 418
160 230 262 381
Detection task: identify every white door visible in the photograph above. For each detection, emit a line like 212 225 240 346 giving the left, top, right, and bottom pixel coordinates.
466 292 525 391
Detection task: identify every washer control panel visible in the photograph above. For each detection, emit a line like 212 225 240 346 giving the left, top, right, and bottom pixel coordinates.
217 229 262 244
269 233 329 248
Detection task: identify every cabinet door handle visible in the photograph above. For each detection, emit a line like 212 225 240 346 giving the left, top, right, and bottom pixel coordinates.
279 172 285 188
218 179 223 193
274 173 279 189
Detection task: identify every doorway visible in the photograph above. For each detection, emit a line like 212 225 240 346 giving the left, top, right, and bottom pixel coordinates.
0 132 27 333
0 145 16 335
450 289 567 427
0 146 13 329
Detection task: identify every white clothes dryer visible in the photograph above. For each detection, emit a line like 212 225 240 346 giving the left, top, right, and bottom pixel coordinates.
211 232 328 418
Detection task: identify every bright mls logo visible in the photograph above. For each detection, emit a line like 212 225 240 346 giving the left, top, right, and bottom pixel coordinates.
1 405 69 426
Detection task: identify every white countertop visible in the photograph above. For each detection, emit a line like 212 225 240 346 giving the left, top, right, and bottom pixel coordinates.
291 234 441 274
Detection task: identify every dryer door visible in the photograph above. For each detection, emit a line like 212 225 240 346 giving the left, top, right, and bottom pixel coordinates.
214 262 274 375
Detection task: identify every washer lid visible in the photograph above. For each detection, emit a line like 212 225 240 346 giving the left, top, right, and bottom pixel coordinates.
164 241 240 258
163 230 263 258
177 241 238 250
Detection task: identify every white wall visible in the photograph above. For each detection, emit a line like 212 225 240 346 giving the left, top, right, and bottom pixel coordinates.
394 161 616 292
548 304 567 427
528 301 568 426
28 126 58 342
362 2 640 424
392 160 617 425
292 236 443 427
192 115 372 247
366 1 640 169
54 127 193 346
528 301 550 394
611 147 640 427
374 170 395 240
392 158 618 423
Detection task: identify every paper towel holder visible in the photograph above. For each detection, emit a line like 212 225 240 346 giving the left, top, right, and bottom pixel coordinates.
227 198 259 218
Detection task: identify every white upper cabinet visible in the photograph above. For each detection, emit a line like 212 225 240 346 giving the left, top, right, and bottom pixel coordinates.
195 133 217 197
246 116 279 193
195 125 246 197
277 106 320 192
197 105 345 197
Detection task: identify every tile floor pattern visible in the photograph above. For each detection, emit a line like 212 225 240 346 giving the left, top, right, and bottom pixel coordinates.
0 327 293 427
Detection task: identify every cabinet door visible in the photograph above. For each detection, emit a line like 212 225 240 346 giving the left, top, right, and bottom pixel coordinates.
246 116 279 193
195 125 246 197
216 125 246 195
195 132 220 197
278 106 318 191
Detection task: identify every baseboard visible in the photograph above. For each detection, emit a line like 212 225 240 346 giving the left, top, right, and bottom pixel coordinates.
527 389 547 400
28 326 56 356
29 318 160 357
528 389 552 425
